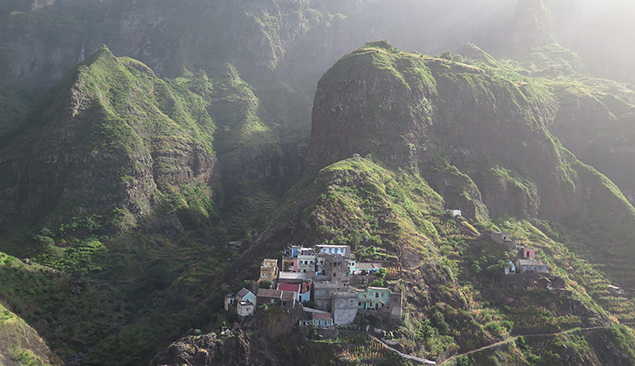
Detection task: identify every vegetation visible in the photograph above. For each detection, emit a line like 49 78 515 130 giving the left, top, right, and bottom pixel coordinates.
2 4 635 365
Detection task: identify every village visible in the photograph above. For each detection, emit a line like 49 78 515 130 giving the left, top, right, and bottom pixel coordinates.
224 229 626 338
224 244 403 330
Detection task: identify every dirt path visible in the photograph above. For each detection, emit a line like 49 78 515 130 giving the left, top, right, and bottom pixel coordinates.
366 333 437 365
340 330 436 365
438 326 607 365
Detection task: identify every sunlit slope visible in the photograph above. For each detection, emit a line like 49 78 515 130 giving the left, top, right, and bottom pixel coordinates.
0 46 216 234
305 41 635 287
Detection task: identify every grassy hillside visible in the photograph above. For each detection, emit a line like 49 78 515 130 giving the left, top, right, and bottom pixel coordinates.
223 155 635 364
0 49 232 365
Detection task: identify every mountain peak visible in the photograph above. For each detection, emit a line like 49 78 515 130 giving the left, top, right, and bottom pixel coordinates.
508 0 556 57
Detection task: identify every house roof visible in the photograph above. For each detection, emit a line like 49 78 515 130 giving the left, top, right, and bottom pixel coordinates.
281 291 296 300
356 263 383 270
517 259 546 266
333 291 357 298
313 313 332 320
237 288 253 298
278 283 301 293
258 289 282 299
279 272 308 281
302 306 330 315
368 286 390 291
262 259 278 267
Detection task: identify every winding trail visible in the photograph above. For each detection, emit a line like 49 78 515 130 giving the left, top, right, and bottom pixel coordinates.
340 330 436 365
366 333 437 365
438 326 609 365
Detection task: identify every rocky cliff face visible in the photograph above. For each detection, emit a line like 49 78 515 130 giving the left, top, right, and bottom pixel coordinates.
507 0 556 57
306 41 568 221
0 302 58 366
152 331 254 366
304 42 635 287
0 47 215 230
549 79 635 204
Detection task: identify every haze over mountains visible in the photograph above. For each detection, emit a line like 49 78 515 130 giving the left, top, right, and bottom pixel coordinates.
1 0 635 365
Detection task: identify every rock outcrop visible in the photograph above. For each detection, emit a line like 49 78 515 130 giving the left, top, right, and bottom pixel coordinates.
304 42 635 286
152 331 253 366
0 303 58 366
0 47 216 230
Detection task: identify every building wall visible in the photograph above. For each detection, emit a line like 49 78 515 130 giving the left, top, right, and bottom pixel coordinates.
519 248 536 259
282 258 298 272
314 282 341 311
259 259 279 283
388 292 403 319
225 295 234 311
298 254 316 273
299 290 311 303
237 303 255 317
332 292 358 325
316 245 350 256
518 264 548 274
259 268 277 282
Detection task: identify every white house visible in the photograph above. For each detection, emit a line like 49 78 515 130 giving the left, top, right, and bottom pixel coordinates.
315 245 351 257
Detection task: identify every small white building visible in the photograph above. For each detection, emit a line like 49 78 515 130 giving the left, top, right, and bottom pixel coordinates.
297 248 316 274
315 245 351 257
225 288 256 319
299 307 334 328
504 261 516 275
609 285 625 296
237 301 255 317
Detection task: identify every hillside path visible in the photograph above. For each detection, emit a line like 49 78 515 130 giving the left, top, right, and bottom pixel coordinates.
439 326 608 365
340 330 436 365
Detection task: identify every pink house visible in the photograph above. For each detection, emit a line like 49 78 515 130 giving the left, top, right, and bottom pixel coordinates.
519 247 536 259
282 258 298 273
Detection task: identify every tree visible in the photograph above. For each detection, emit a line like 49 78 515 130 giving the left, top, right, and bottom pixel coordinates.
440 51 453 61
259 280 273 289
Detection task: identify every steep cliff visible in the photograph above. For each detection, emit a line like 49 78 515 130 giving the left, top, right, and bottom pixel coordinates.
0 301 58 366
305 41 635 287
1 1 635 365
0 47 216 233
206 43 635 365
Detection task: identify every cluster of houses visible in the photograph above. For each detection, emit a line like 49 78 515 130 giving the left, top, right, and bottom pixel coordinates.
486 231 566 290
224 244 402 328
490 231 628 295
486 231 549 276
